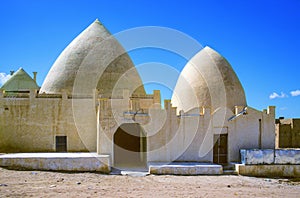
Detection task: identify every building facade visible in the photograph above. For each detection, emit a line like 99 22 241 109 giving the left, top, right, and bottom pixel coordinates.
0 19 276 168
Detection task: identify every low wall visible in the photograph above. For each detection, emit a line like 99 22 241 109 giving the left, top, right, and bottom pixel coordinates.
0 153 111 173
275 149 300 164
240 149 300 165
238 149 300 178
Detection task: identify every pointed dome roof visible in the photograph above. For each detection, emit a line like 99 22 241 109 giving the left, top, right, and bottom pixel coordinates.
40 19 145 97
171 46 246 113
1 68 39 92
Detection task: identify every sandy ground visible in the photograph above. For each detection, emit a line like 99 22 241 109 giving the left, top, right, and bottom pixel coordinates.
1 168 300 197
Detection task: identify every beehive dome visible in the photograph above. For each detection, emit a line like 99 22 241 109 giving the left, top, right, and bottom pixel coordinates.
171 46 246 113
40 19 145 97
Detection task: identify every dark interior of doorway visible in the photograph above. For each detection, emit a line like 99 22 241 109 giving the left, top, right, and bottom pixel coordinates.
213 134 228 165
113 123 147 169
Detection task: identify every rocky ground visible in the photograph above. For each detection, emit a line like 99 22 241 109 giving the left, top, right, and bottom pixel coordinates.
1 167 300 197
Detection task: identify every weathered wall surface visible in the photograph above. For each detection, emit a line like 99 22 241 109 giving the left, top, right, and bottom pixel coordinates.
276 119 300 148
147 104 275 163
237 164 300 178
97 99 276 164
240 149 300 165
1 87 276 166
238 149 300 178
228 106 275 162
97 90 159 165
174 107 212 162
0 92 97 153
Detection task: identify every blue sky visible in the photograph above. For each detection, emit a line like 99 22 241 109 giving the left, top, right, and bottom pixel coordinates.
0 0 299 118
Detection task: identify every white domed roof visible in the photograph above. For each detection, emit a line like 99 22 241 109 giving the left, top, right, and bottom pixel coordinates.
40 19 145 97
171 46 246 113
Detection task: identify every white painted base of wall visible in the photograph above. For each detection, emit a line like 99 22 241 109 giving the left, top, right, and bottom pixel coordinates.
0 153 110 173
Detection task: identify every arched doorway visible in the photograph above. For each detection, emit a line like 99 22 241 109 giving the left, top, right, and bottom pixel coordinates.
113 123 147 169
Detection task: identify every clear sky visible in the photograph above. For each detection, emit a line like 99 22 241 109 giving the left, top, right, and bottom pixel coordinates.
0 0 299 118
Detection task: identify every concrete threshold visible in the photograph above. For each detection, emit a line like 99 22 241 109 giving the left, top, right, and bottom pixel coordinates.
149 162 223 175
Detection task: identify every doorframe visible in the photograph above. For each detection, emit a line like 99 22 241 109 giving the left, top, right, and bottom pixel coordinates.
213 127 228 164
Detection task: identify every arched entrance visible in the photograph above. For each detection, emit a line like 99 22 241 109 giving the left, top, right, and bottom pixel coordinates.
113 123 147 169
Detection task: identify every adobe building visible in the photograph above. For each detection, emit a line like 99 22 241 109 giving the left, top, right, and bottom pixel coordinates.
276 118 300 148
0 19 276 170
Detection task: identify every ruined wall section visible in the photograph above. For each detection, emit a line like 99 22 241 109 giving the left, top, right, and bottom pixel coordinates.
276 119 300 148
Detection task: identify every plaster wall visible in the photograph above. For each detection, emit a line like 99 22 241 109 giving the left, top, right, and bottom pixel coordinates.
0 91 97 153
228 107 260 162
1 88 276 167
228 106 275 162
175 108 213 162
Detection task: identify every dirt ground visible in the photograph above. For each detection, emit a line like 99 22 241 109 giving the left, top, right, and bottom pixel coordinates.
1 167 300 198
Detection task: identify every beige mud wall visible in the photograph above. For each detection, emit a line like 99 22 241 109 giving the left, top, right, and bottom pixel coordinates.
0 94 97 153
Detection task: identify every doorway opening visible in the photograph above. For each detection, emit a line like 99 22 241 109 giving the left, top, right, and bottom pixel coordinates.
113 123 147 169
213 134 228 164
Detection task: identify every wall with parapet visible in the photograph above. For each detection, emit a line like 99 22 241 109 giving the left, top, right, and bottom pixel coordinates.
1 87 276 167
0 89 97 153
227 106 275 162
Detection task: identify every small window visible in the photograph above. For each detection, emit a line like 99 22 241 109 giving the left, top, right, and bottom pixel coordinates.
55 136 67 152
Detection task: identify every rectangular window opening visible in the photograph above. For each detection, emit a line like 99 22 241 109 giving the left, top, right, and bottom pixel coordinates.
55 136 67 152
